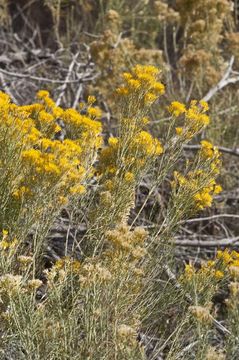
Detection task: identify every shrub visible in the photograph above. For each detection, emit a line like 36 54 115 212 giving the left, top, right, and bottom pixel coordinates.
0 64 229 359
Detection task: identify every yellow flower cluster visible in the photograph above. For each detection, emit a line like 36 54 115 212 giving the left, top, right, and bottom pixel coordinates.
106 224 147 261
189 305 212 324
173 170 222 211
97 65 164 185
193 183 222 210
0 274 22 295
200 140 217 158
168 101 186 117
63 108 102 151
186 100 210 128
184 261 223 282
116 64 165 104
169 99 210 138
117 324 136 339
172 140 221 211
54 256 81 273
98 131 163 179
183 249 239 285
0 230 18 251
78 263 112 287
46 255 113 289
0 90 102 202
133 131 163 157
216 249 239 269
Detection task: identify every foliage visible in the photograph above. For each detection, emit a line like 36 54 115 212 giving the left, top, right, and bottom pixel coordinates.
0 1 239 359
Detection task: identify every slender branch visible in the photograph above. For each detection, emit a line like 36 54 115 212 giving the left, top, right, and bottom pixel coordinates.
183 144 239 157
174 236 239 247
56 51 80 106
0 68 80 84
0 72 19 104
72 83 83 109
202 56 239 102
179 214 239 224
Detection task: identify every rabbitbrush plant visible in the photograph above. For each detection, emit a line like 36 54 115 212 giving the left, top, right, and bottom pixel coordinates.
0 64 234 360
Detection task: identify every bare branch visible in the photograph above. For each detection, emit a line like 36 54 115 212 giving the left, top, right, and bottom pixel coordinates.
183 144 239 157
56 51 80 106
179 214 239 224
174 236 239 247
202 56 239 102
0 72 19 104
0 68 80 84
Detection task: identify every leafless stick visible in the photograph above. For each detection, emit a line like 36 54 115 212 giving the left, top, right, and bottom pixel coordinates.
183 144 239 157
175 341 199 359
0 68 80 84
202 56 239 102
174 236 239 247
72 83 83 109
179 214 239 224
0 73 19 104
56 51 80 106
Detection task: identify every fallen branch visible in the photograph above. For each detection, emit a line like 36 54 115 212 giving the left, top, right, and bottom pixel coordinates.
174 236 239 247
202 56 239 102
0 72 19 104
179 213 239 224
0 68 80 84
183 144 239 157
56 51 80 106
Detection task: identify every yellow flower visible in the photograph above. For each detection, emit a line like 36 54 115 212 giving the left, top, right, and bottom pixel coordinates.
87 107 102 119
217 249 232 264
214 184 222 194
200 140 215 158
194 189 213 209
176 127 183 135
199 100 209 112
0 241 9 250
142 117 149 125
124 172 134 182
87 95 96 104
168 101 186 117
27 279 43 290
123 72 132 81
184 263 195 279
117 324 136 338
153 82 165 94
37 90 50 99
2 229 8 237
189 305 212 324
144 92 158 104
18 256 33 265
108 137 119 147
128 79 141 89
54 124 62 133
58 196 68 205
69 185 86 195
214 270 224 279
116 87 129 96
12 186 32 199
